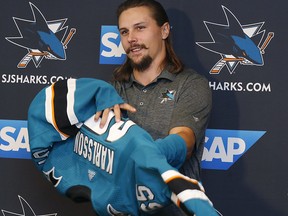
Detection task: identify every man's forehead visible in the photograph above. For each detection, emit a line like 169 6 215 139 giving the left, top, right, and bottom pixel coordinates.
118 6 154 27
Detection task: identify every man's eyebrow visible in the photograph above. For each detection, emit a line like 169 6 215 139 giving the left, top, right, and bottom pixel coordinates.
119 22 148 31
134 22 147 26
118 27 126 32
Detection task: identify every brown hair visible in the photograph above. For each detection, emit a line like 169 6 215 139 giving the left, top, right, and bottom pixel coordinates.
113 0 183 82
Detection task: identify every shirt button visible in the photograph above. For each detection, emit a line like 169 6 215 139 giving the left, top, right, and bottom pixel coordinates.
139 102 144 106
143 89 147 93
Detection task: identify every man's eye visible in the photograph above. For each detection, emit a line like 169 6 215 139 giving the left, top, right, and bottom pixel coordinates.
136 26 145 31
120 30 128 35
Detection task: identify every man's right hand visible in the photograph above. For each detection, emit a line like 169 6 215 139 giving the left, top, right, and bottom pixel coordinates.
94 103 136 128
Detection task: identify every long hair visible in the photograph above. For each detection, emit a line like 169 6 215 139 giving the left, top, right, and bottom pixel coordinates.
113 0 184 82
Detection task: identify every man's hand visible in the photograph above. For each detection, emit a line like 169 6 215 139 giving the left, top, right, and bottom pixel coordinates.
94 103 136 128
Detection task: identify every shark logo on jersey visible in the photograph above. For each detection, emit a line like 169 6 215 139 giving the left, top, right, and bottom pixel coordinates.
1 195 57 216
43 167 62 187
160 89 176 103
5 2 76 68
107 204 131 216
196 6 274 74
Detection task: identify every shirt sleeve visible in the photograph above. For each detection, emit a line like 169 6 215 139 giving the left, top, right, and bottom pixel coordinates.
169 71 212 149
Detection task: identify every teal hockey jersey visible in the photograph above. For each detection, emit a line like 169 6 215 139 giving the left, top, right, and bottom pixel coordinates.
28 78 218 216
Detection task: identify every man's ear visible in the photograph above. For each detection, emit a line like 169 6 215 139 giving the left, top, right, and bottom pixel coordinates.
161 22 170 39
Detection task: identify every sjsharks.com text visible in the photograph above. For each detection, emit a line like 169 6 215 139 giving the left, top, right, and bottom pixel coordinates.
1 74 71 85
209 81 271 92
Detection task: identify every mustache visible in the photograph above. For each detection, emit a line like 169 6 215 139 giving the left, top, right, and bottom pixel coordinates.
126 44 148 54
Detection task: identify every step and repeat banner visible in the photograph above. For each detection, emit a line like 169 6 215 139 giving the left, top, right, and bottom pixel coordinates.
0 0 287 215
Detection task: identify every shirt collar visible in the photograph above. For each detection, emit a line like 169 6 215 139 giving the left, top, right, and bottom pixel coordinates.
124 68 176 88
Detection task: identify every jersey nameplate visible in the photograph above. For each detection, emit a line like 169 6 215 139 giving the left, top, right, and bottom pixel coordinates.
74 132 114 174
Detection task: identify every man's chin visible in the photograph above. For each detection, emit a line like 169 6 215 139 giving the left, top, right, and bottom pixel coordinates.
129 54 143 61
129 56 144 65
130 55 153 72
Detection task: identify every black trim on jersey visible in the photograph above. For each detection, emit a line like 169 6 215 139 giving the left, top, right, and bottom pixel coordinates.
66 185 91 203
167 177 201 195
53 80 79 136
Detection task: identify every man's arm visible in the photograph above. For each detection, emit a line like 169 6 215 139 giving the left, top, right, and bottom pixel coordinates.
95 110 195 163
169 126 195 160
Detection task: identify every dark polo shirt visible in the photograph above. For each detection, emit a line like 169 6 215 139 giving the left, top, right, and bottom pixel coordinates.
113 68 212 180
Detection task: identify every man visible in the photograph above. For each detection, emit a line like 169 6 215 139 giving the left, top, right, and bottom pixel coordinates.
95 0 212 215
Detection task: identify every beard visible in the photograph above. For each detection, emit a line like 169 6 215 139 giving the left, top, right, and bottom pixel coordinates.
126 44 152 72
130 55 152 72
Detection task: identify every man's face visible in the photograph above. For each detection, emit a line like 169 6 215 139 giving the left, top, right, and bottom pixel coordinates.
118 6 168 71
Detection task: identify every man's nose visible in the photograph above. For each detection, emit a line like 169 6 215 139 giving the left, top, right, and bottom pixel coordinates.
127 31 137 44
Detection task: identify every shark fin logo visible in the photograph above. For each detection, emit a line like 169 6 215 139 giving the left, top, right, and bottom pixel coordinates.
196 6 274 74
43 167 62 187
1 195 57 216
159 89 176 103
5 2 76 68
107 204 130 216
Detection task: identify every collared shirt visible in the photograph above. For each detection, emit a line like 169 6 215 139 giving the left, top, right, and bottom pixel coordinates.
113 68 212 180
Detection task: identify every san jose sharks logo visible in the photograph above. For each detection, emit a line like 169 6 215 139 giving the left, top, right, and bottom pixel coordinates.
1 195 57 216
5 2 76 68
196 6 274 74
43 167 62 187
107 204 131 216
160 89 176 103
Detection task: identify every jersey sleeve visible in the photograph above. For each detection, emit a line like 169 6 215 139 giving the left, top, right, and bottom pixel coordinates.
155 134 187 169
28 78 124 170
161 170 218 216
135 142 218 216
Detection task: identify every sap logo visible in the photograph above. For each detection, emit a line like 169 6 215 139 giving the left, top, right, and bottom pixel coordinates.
0 120 31 159
99 25 126 65
202 129 266 170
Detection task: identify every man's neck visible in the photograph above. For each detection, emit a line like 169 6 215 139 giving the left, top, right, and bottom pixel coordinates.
133 68 161 86
133 62 164 86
